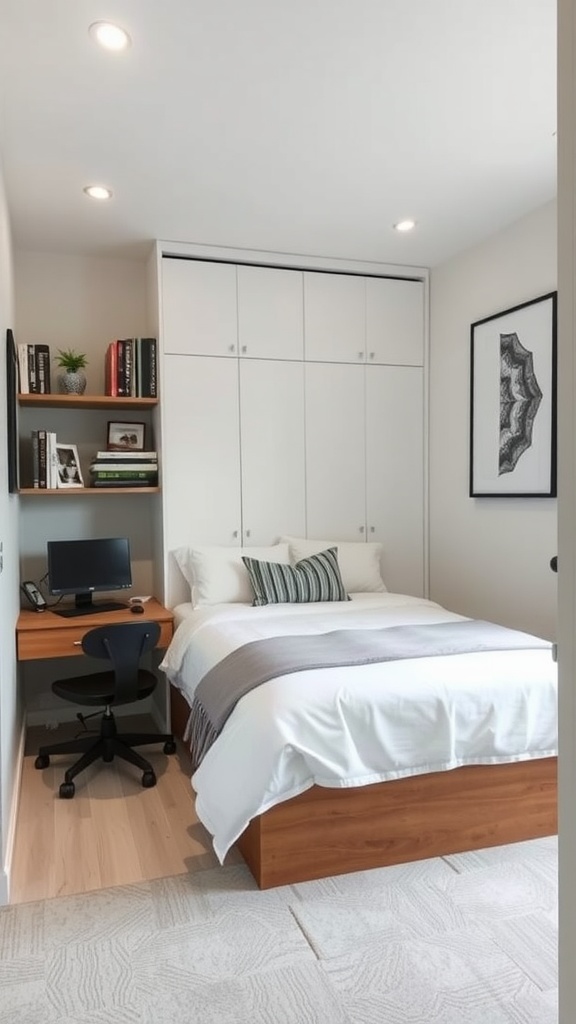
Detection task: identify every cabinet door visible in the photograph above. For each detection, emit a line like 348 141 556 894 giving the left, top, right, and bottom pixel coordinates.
240 360 306 544
304 272 366 363
366 366 424 596
366 278 424 366
305 362 366 539
162 356 241 547
162 258 238 356
237 265 304 360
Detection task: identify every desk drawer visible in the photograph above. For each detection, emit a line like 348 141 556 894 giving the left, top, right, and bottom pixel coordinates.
17 620 174 661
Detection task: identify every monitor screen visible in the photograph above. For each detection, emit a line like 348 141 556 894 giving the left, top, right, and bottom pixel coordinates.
47 537 132 617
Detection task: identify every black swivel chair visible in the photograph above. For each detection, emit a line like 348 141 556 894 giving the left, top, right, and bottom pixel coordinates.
35 621 176 798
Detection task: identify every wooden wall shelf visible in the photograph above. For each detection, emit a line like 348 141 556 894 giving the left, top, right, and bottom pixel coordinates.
18 394 158 410
18 487 160 496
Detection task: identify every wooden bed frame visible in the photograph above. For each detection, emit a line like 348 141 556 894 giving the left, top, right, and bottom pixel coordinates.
170 686 557 890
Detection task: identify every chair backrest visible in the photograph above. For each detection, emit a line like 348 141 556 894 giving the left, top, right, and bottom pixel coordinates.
81 621 161 705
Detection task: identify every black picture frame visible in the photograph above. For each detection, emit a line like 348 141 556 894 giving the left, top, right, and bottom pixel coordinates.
6 328 19 493
470 292 557 498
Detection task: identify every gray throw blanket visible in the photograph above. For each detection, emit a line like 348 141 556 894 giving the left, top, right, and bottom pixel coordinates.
187 619 551 770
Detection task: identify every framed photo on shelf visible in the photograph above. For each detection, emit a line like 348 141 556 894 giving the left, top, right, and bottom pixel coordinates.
470 291 557 498
56 443 84 488
107 421 145 451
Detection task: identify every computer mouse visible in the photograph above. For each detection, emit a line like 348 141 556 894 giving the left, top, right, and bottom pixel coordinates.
130 603 144 614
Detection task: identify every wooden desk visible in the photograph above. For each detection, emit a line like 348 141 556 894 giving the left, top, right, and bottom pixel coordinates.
16 598 174 661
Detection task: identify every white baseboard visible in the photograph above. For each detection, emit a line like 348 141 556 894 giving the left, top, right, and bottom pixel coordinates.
2 716 27 906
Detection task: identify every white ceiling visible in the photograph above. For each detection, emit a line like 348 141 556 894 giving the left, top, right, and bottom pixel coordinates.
0 0 557 267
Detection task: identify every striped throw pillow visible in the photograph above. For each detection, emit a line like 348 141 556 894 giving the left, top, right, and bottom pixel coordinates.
242 547 349 606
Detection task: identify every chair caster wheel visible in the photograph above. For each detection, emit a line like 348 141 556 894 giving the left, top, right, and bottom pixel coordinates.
59 781 75 799
35 754 50 769
163 740 177 755
142 770 156 788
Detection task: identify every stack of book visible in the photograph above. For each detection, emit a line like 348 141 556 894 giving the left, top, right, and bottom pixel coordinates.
18 344 51 394
89 450 159 488
104 338 157 398
31 430 59 488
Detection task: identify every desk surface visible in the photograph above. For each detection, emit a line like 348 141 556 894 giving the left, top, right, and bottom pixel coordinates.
17 598 174 661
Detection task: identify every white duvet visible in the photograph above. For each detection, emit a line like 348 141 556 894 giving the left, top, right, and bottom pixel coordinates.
160 594 557 862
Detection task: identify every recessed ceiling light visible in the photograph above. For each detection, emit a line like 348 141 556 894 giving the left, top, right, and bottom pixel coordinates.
393 219 417 233
89 21 131 51
83 185 113 201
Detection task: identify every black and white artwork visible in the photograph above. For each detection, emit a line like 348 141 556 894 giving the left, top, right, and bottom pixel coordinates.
470 292 557 497
56 443 84 488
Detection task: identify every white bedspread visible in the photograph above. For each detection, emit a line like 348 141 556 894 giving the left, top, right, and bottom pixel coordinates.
160 594 557 862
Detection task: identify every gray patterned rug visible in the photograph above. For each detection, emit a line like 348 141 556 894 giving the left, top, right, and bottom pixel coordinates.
0 836 557 1024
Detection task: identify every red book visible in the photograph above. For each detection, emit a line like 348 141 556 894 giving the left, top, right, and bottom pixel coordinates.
105 341 118 397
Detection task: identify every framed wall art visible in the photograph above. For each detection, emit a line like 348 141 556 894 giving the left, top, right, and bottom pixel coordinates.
107 420 145 451
469 291 557 498
6 329 19 493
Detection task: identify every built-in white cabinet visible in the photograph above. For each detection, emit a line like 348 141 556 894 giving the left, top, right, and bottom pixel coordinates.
161 355 306 551
304 362 424 596
366 278 425 366
237 265 304 360
303 270 424 366
162 258 305 361
162 259 238 357
365 366 424 595
303 272 366 364
157 249 427 605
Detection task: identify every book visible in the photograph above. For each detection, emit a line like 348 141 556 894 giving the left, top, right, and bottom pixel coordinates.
104 341 118 397
91 478 157 488
139 338 157 398
38 429 47 488
31 430 39 487
47 431 58 488
35 345 51 394
93 450 157 461
89 463 158 473
17 344 29 394
27 344 38 393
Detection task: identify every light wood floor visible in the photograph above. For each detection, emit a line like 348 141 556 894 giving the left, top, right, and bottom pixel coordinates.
10 718 243 905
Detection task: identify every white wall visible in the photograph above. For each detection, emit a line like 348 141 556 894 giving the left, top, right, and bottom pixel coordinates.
429 200 557 640
0 154 24 904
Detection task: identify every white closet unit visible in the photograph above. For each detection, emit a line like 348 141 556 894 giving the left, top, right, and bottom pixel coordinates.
304 362 367 539
237 265 304 360
366 277 425 366
365 365 424 596
161 355 306 546
304 361 425 595
155 247 428 607
162 258 238 356
304 272 366 363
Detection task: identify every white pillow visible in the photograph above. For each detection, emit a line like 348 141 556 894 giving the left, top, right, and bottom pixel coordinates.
279 536 387 594
173 544 291 605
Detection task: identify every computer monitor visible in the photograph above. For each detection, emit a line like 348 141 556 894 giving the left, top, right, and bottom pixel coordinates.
47 537 132 618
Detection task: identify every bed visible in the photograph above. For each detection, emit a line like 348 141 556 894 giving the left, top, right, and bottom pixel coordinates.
161 540 558 889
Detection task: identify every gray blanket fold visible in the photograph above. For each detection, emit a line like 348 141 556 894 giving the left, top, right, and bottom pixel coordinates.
188 619 550 770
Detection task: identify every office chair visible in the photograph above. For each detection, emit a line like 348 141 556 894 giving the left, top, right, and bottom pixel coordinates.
35 621 177 798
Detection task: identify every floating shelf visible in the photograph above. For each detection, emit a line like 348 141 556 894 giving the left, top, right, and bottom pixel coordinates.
18 487 160 496
18 394 158 410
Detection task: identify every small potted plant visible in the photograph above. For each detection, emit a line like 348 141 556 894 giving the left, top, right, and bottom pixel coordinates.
55 348 88 395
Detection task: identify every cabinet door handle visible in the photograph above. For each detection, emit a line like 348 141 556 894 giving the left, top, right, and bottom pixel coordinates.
228 344 236 353
370 526 375 533
358 351 364 360
233 530 239 539
245 529 251 538
368 352 375 360
241 345 247 354
359 525 365 534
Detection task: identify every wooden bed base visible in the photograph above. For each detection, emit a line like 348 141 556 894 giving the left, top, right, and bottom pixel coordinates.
170 686 557 890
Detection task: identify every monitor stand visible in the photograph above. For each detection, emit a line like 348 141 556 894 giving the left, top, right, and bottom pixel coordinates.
53 593 127 618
